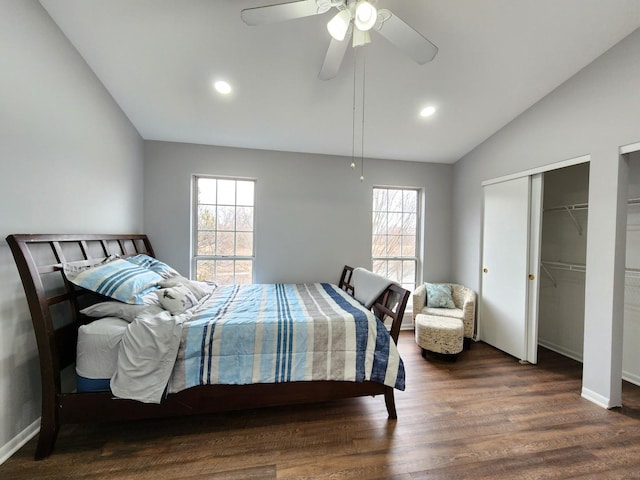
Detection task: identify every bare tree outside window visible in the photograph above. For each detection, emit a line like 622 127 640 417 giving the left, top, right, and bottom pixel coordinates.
372 187 419 293
193 176 255 284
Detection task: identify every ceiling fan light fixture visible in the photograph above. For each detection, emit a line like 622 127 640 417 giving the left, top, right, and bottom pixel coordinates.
354 1 377 31
327 9 351 41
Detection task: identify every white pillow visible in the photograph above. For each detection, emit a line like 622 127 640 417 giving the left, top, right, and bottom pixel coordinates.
80 302 163 322
158 275 216 300
156 284 199 315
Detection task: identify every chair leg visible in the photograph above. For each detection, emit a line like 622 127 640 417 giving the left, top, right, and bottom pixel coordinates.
463 337 471 350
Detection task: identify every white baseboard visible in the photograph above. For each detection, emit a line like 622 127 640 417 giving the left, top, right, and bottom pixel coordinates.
581 387 618 409
539 340 637 404
0 418 39 465
623 370 640 387
539 342 640 387
401 308 415 329
537 339 583 363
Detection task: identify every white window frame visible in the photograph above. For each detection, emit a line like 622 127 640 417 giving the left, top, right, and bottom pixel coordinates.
191 175 256 284
371 186 422 294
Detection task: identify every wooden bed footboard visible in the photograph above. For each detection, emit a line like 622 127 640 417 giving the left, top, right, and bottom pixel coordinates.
6 234 409 460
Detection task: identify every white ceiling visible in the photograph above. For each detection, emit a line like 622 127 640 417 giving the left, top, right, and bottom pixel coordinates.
40 0 640 164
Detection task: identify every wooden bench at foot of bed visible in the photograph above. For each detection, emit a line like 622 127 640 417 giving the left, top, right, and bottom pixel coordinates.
6 233 409 460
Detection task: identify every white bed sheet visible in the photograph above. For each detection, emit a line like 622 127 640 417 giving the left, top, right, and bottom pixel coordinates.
76 317 129 380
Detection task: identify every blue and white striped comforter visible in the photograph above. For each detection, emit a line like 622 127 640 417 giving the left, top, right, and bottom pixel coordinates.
167 283 405 394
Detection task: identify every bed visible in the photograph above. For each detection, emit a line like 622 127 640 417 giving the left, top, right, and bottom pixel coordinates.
6 233 409 460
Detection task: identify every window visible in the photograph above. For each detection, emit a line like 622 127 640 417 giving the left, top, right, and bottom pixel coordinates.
372 187 420 293
193 176 255 285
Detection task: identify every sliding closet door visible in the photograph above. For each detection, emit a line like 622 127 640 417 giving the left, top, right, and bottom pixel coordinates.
480 175 541 361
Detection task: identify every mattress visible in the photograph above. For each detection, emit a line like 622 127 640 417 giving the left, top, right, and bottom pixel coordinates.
76 317 129 392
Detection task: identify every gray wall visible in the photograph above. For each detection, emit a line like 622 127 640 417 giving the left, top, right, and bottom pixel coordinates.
452 27 640 407
0 0 144 461
144 141 453 285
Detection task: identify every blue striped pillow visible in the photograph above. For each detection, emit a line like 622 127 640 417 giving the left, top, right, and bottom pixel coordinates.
125 254 179 279
65 258 162 304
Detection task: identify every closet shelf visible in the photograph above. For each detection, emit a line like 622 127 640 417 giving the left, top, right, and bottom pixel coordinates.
542 260 586 272
544 203 588 212
626 267 640 278
540 261 585 287
541 262 640 286
544 204 587 235
543 198 640 237
545 198 640 211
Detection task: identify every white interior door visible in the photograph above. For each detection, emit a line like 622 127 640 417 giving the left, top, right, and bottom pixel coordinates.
480 176 537 361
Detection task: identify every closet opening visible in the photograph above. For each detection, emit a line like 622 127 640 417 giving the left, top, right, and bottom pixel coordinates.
536 162 590 379
623 150 640 398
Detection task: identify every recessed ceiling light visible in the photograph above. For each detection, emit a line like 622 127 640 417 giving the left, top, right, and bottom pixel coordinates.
214 80 232 95
420 105 436 118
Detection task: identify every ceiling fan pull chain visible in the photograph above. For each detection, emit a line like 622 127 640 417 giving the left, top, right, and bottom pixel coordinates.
351 46 357 170
360 50 366 182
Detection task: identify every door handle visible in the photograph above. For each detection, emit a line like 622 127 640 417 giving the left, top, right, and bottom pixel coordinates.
483 268 488 273
528 274 535 280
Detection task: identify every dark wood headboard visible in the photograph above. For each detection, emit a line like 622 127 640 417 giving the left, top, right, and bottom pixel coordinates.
6 234 154 392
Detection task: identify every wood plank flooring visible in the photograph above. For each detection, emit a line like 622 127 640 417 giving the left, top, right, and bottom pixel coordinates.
3 331 640 479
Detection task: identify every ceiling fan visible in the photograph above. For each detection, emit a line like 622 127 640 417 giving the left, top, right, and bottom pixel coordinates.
240 0 438 80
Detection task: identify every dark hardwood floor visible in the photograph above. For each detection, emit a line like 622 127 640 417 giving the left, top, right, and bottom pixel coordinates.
3 330 640 479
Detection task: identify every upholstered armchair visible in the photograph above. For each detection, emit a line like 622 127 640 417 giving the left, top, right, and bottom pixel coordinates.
413 283 476 346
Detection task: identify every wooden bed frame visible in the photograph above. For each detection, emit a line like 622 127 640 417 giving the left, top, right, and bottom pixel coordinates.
6 233 409 460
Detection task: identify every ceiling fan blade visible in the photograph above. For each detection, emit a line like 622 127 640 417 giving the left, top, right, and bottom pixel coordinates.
375 11 438 65
241 0 325 26
318 32 351 80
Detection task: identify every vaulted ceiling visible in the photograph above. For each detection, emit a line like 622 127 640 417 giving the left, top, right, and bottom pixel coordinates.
40 0 640 163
